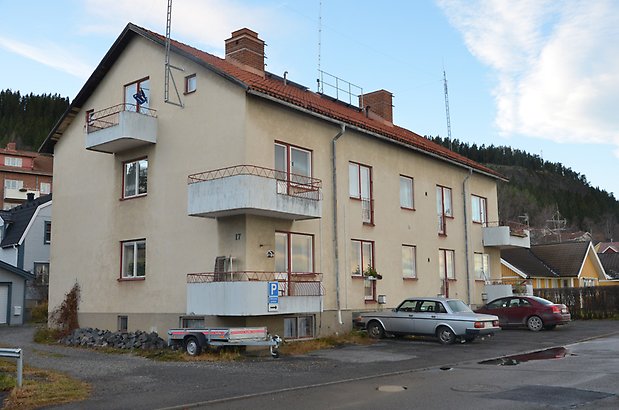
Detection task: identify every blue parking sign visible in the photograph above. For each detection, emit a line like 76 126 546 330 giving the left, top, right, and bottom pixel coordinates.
268 282 279 304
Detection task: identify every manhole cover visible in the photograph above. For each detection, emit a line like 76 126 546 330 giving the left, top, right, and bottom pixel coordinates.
377 385 408 392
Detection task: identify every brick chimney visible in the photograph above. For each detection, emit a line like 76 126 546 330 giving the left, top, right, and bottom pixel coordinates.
225 28 265 76
359 90 393 124
6 142 16 151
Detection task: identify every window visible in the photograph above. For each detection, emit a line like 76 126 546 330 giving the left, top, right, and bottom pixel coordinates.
121 240 146 278
471 195 487 224
117 316 128 332
275 232 314 273
124 78 150 113
474 253 490 280
439 249 455 280
40 182 51 195
349 162 373 224
400 175 414 209
44 221 51 244
436 185 453 234
351 239 375 301
274 143 314 194
402 245 417 278
284 316 314 339
185 74 197 94
33 262 50 285
123 158 148 198
4 179 23 190
4 157 22 167
351 240 374 276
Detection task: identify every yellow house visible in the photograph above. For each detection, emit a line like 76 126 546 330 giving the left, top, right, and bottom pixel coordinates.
501 242 608 289
40 24 530 338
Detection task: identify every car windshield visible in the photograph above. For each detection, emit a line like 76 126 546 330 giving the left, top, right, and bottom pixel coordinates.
446 300 473 313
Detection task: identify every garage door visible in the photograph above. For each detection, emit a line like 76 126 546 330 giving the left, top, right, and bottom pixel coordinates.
0 285 8 324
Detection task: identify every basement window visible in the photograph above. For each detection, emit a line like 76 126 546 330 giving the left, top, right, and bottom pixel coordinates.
284 316 314 339
117 315 128 332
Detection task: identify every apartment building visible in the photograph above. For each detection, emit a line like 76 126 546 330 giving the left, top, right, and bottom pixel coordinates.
0 142 53 210
42 24 529 338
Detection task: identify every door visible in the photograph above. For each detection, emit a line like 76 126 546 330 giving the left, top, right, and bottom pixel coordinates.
0 285 9 325
484 297 510 326
412 300 442 335
387 299 419 334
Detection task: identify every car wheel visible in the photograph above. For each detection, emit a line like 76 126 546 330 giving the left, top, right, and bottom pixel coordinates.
544 324 557 330
367 321 385 339
527 315 544 332
185 336 202 356
437 326 456 345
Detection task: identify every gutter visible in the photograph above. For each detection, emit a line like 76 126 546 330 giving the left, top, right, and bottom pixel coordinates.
332 123 346 325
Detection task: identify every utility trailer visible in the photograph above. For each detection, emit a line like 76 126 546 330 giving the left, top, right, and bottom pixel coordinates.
167 326 282 358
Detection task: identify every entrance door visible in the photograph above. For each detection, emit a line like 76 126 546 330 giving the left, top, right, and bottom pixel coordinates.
0 285 9 324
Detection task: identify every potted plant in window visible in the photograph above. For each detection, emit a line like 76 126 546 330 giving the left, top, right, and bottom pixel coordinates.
363 265 382 280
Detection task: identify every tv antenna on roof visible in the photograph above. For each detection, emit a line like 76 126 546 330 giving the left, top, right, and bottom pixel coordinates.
164 0 184 107
443 69 452 150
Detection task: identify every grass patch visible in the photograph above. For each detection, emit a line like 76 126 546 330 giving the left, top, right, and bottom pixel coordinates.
32 350 66 359
279 330 374 356
33 327 62 345
0 359 90 410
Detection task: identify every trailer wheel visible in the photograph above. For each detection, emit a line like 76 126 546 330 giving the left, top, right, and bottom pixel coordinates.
185 336 202 356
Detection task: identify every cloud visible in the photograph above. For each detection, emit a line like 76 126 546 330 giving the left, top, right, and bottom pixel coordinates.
438 0 619 148
80 0 282 54
0 36 93 79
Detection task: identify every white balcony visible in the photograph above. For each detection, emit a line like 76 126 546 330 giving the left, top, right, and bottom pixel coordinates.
4 188 40 201
186 272 323 316
85 104 157 154
187 165 322 220
482 222 530 249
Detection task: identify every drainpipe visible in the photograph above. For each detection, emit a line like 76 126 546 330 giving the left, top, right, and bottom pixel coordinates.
463 168 473 304
332 123 346 325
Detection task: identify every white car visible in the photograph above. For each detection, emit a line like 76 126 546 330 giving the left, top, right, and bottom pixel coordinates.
354 297 501 344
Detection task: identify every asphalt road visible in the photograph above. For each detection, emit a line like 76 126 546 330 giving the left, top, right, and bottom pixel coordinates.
0 321 618 409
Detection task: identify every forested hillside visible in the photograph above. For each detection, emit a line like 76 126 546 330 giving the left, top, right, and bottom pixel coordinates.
431 136 619 242
0 89 69 151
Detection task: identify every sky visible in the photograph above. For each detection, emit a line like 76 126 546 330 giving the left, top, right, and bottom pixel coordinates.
1 0 618 199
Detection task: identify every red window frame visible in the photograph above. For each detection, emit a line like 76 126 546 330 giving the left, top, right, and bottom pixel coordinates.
399 175 414 210
275 230 315 274
121 157 148 200
437 185 453 235
349 162 374 225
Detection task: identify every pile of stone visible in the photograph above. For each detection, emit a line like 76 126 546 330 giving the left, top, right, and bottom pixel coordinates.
60 328 167 350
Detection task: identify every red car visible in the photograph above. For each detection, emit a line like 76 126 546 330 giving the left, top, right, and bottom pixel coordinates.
475 296 571 331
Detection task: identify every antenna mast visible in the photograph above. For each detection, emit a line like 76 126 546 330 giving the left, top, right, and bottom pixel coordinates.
164 0 184 107
443 69 452 149
317 0 322 91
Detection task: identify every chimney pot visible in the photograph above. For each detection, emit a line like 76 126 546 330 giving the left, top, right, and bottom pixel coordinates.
27 192 35 202
6 142 16 151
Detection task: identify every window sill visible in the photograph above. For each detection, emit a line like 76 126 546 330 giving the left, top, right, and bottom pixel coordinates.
364 299 377 304
438 233 447 237
120 194 147 201
401 207 415 211
117 277 145 282
362 222 375 227
403 277 418 281
351 275 365 279
472 221 483 225
475 279 486 282
183 90 196 95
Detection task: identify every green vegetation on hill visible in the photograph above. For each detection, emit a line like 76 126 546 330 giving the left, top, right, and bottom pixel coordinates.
0 89 69 151
430 136 619 241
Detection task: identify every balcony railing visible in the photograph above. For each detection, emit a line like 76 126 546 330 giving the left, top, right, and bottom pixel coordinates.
189 165 322 201
484 221 529 237
361 198 373 224
86 103 157 134
187 271 324 297
482 221 530 249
